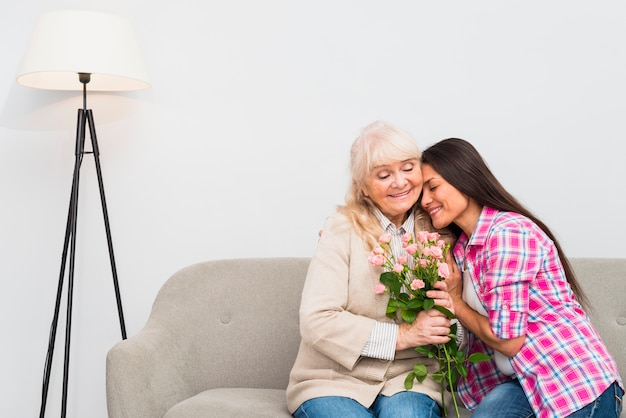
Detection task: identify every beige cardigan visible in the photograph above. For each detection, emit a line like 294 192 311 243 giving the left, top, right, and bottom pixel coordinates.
286 208 455 413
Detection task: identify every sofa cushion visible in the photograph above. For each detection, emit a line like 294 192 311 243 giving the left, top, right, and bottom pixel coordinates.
162 387 473 418
163 388 291 418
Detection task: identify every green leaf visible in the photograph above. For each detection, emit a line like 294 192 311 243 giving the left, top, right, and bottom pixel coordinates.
406 298 424 309
414 345 432 356
380 272 402 295
423 298 435 311
404 372 415 390
389 281 402 295
386 300 398 315
456 363 468 378
379 272 398 286
448 367 459 385
415 345 436 358
468 352 491 363
413 364 428 382
431 372 444 383
401 309 417 324
433 305 455 319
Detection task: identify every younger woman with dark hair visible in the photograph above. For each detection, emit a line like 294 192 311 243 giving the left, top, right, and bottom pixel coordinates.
419 138 623 417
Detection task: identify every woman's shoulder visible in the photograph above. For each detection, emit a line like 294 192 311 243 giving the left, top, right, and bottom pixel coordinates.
490 208 535 230
321 209 354 235
486 208 549 241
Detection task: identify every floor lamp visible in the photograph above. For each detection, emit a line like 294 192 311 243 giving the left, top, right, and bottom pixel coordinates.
16 10 150 418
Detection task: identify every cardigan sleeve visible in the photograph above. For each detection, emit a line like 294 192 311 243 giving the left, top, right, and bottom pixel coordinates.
298 212 384 371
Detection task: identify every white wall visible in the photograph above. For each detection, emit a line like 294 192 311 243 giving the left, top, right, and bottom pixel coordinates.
1 1 625 416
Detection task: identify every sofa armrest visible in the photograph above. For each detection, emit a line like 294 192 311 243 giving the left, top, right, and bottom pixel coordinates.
106 326 190 418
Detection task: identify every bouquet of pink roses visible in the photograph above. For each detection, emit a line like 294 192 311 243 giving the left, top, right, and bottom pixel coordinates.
368 231 489 418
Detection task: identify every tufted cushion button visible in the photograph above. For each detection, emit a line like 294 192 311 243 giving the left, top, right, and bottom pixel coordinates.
220 313 232 324
617 316 626 326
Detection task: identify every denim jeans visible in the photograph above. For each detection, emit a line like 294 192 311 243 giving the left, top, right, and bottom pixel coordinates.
471 379 623 418
293 391 442 418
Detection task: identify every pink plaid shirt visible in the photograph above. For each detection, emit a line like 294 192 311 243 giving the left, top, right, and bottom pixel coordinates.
454 206 623 418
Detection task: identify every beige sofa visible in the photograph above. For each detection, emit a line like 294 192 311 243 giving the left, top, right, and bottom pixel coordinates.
106 257 625 417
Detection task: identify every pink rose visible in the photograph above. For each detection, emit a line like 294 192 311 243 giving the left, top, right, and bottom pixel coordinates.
405 243 418 255
417 231 429 243
379 233 392 243
375 283 386 294
410 279 425 290
430 246 443 259
368 253 385 266
436 240 445 248
397 255 408 265
401 233 412 245
393 263 403 273
438 262 450 279
422 247 432 257
420 259 428 268
427 232 440 241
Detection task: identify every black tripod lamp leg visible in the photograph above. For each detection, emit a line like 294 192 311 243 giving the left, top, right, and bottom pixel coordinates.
39 194 73 418
39 108 86 418
86 109 127 339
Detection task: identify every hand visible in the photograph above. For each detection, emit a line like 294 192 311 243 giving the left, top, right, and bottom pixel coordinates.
444 253 462 303
396 308 451 350
425 280 455 315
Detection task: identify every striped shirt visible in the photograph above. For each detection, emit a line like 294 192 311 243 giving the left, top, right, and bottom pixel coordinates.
361 209 414 360
455 206 623 418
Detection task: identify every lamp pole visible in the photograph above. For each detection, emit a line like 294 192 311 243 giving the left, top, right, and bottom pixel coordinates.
39 73 127 418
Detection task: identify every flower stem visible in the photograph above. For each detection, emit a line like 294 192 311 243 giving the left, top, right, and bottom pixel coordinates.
442 343 460 418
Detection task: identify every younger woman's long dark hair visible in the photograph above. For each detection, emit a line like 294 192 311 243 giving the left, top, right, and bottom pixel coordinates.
421 138 589 309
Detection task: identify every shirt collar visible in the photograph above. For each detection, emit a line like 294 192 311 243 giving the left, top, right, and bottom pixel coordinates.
464 206 499 247
373 207 415 236
453 206 494 261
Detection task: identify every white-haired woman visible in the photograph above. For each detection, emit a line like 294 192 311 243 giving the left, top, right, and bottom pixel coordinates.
286 121 456 418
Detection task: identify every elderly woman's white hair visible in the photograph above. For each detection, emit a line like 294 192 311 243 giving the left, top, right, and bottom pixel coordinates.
339 120 422 248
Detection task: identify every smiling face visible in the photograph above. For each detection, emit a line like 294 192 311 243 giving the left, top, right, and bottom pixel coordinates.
420 163 482 236
362 158 422 227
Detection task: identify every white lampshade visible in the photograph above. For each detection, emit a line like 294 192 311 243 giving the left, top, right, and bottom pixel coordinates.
16 10 150 92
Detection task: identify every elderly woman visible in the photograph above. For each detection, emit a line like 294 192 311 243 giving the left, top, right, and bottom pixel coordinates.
286 121 456 418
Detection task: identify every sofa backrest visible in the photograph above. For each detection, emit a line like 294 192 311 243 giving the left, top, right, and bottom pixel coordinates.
147 257 311 393
569 258 626 387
